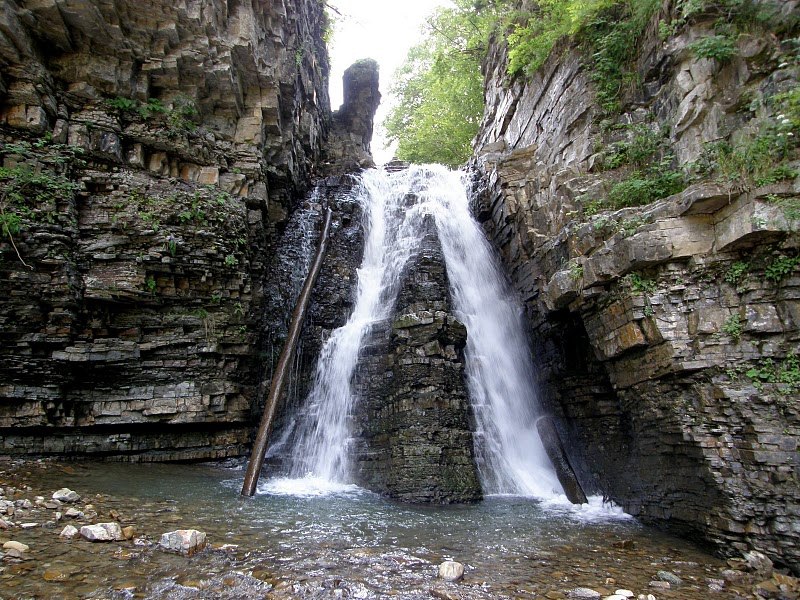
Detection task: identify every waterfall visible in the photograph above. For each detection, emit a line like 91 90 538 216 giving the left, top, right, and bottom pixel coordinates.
281 165 562 498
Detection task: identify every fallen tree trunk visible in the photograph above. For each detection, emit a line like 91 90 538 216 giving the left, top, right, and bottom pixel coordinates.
241 207 334 497
536 416 588 504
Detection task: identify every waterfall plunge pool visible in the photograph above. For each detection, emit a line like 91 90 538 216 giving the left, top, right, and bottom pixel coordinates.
0 459 748 599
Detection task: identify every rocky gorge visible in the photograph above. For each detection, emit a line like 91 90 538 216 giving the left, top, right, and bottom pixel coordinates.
0 0 798 588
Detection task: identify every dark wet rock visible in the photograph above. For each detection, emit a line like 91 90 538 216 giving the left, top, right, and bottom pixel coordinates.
353 216 482 503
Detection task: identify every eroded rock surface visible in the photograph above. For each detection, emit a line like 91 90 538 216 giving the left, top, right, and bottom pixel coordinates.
0 0 330 459
473 0 799 570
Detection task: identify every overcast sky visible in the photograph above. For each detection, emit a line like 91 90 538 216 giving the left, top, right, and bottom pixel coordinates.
326 0 451 163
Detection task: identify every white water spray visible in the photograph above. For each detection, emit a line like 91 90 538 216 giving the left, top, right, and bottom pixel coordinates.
283 165 563 498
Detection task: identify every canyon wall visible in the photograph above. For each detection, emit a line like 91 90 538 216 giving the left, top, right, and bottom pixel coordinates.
0 0 331 460
473 0 799 570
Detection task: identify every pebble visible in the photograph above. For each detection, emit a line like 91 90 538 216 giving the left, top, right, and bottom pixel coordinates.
64 507 84 519
604 595 629 600
159 529 207 556
60 524 79 539
568 588 601 599
80 522 124 542
3 540 30 553
615 591 634 598
649 580 670 589
20 522 39 529
637 595 656 600
437 560 464 582
52 488 80 503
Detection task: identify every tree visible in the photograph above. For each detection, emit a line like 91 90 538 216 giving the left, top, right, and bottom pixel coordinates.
383 2 492 167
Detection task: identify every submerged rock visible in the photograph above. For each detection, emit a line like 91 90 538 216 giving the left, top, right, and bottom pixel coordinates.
437 560 464 582
159 529 207 556
656 570 682 586
3 540 30 553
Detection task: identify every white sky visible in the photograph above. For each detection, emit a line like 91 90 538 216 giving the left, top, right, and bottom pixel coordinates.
326 0 451 164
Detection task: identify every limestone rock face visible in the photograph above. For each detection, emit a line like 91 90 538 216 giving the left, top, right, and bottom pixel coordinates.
354 216 482 503
0 0 330 459
322 59 381 174
473 0 799 570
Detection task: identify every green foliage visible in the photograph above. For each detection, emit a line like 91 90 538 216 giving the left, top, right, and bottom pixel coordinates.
689 34 737 62
601 123 665 170
722 313 743 342
607 166 685 209
764 254 799 283
568 261 584 280
627 272 657 295
384 1 488 166
224 254 239 267
746 353 800 393
145 275 157 293
724 261 749 289
105 95 197 132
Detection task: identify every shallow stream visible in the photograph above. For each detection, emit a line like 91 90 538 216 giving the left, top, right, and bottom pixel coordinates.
0 460 757 599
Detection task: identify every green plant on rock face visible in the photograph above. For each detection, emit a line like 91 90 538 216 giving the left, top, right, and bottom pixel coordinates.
145 275 157 293
224 254 239 267
722 313 743 342
689 34 738 62
724 261 749 290
607 166 685 209
0 164 80 269
568 261 584 280
765 254 800 283
627 272 657 295
106 97 138 113
746 353 800 393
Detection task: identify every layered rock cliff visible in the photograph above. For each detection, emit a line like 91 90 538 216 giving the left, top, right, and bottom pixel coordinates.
0 0 332 459
473 0 799 570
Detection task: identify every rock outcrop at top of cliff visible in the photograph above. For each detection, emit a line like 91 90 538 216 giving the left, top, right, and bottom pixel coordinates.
0 0 332 460
473 0 799 571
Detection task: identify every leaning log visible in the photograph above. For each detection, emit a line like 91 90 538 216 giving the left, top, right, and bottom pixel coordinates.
241 207 334 497
536 416 588 504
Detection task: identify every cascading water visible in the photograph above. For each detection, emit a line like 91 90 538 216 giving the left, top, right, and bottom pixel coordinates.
276 165 563 499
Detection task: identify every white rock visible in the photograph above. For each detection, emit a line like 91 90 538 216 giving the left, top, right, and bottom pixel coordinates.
52 488 80 503
80 522 124 542
604 595 629 600
569 588 601 599
637 595 657 600
64 507 84 519
159 529 207 556
437 560 465 581
20 522 38 529
3 540 29 553
615 591 635 598
744 550 773 576
60 524 80 539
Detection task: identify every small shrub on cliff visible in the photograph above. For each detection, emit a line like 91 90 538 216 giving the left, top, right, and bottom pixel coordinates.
765 254 800 283
746 353 800 393
607 166 685 209
722 313 743 342
689 34 738 63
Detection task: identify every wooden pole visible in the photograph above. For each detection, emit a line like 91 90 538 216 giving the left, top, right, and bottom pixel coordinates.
241 207 334 497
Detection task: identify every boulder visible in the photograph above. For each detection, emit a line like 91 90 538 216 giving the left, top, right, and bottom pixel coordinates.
158 529 207 556
80 522 124 542
437 560 465 582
